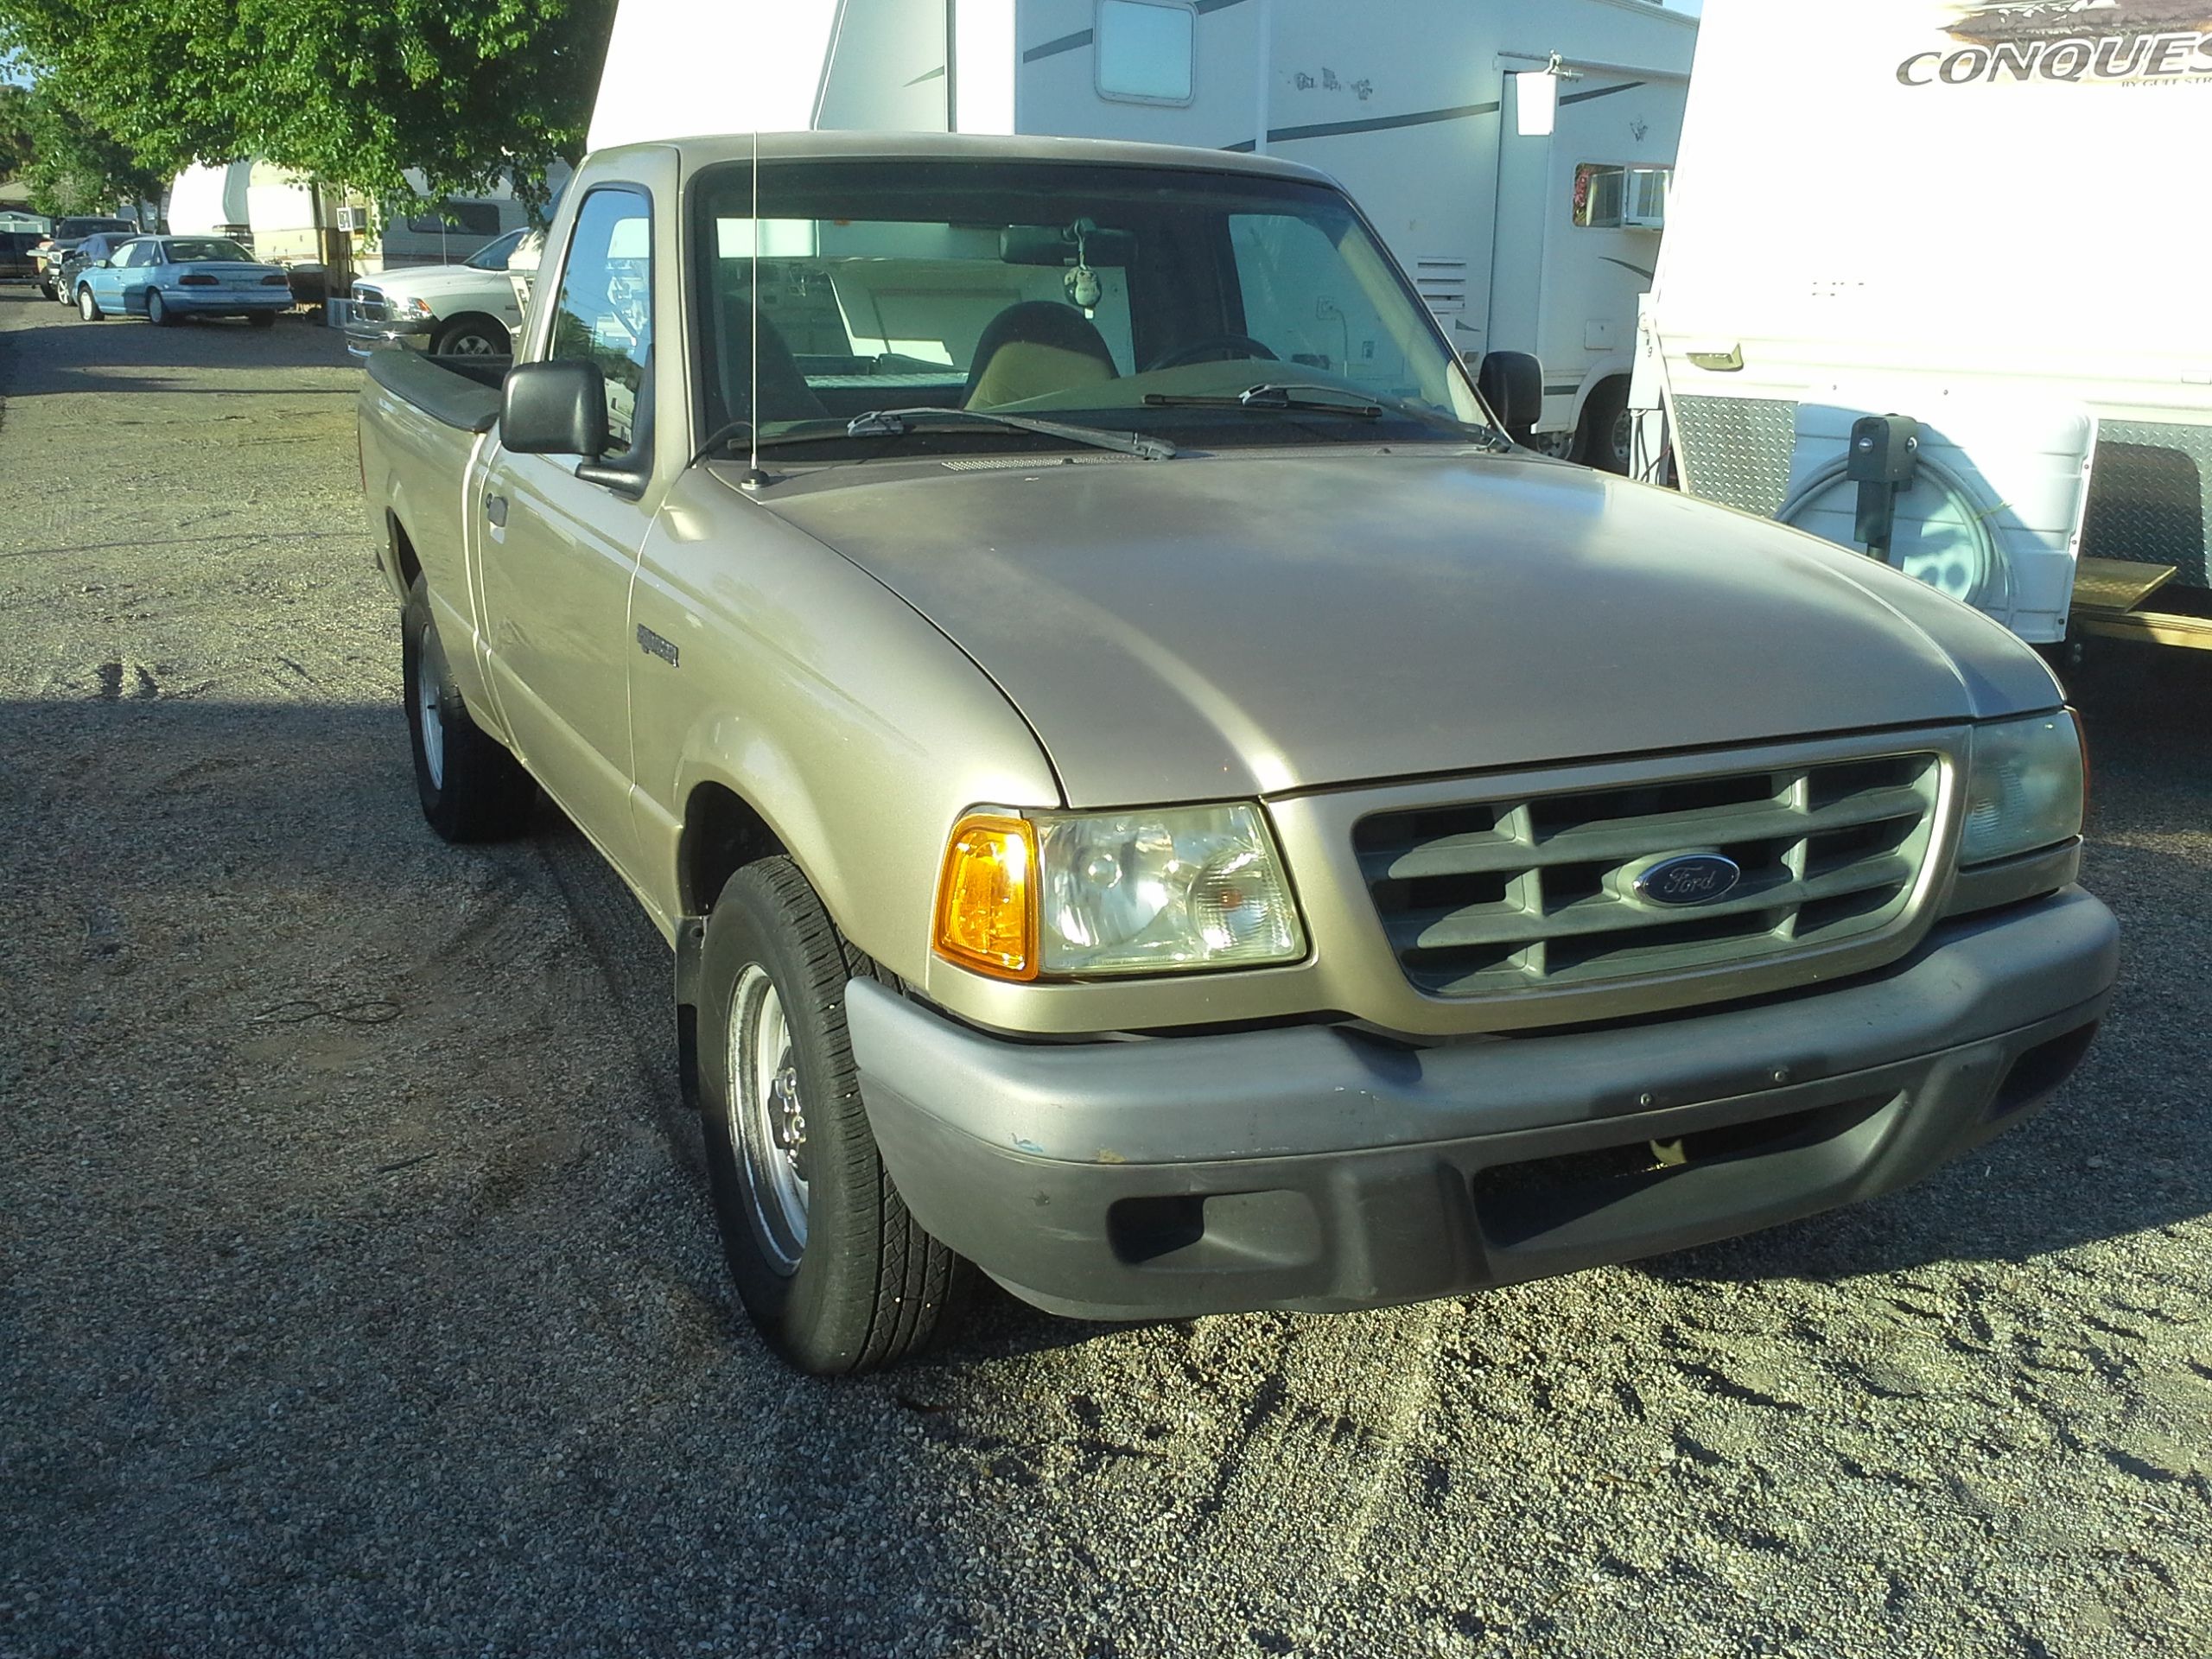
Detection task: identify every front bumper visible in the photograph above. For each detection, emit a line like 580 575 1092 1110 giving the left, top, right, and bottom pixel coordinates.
344 318 432 352
850 887 2117 1320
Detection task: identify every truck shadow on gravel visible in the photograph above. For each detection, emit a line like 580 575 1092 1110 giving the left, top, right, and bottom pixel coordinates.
10 680 2206 1348
0 288 357 396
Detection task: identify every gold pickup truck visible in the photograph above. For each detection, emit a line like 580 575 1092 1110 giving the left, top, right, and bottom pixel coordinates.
357 132 2117 1374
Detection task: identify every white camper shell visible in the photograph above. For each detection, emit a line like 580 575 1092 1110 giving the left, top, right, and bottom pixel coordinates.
1649 0 2212 650
591 0 1697 466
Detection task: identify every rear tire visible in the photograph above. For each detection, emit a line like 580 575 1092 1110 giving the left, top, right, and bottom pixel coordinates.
400 574 536 842
147 289 172 327
76 285 103 321
698 858 965 1374
1577 378 1632 475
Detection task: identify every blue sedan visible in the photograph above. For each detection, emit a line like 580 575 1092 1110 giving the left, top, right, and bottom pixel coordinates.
75 236 293 327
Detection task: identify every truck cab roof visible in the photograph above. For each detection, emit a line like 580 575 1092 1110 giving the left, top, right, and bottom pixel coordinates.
583 129 1338 188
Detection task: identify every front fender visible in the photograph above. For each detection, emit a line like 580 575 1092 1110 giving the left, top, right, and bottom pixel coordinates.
628 469 1062 980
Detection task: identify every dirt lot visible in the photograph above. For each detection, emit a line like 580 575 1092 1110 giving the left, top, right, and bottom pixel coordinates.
2 283 2208 1658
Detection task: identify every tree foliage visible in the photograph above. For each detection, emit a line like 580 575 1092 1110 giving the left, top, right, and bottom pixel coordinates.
0 81 166 217
0 81 35 181
0 0 613 200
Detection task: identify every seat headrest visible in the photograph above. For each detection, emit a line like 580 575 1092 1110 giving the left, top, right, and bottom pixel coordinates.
964 301 1118 409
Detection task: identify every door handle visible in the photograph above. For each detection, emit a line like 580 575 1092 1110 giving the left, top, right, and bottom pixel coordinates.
485 493 508 526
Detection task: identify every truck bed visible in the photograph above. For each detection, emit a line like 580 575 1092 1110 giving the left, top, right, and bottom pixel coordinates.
365 347 506 433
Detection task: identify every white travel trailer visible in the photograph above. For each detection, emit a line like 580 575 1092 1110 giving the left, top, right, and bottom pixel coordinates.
167 160 551 272
1648 0 2212 651
590 0 1699 467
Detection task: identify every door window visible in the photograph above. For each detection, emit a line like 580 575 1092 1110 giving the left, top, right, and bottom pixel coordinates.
550 188 654 453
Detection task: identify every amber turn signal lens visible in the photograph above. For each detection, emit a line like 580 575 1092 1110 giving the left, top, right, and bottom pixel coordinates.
933 814 1039 981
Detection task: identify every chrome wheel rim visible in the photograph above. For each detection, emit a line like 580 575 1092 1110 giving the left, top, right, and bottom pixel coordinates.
415 624 446 790
148 292 162 323
728 963 807 1273
1610 407 1635 472
446 331 499 357
78 289 93 319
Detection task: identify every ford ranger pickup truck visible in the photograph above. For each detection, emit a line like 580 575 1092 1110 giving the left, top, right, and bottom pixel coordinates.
356 133 2118 1375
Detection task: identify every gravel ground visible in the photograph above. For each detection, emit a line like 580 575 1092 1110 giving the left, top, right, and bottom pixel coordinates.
2 283 2208 1658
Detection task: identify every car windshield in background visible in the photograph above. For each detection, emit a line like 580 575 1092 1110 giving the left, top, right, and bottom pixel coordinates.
165 238 254 264
691 159 1491 455
59 219 137 239
464 230 526 272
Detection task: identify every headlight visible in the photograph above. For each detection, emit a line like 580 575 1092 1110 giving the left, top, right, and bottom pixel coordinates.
934 804 1306 981
1958 711 2084 867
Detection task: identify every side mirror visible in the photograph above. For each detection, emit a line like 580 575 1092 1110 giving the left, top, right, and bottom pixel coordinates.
500 359 607 457
1475 349 1543 438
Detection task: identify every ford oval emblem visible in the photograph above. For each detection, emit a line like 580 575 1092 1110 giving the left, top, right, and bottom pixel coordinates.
1633 853 1743 908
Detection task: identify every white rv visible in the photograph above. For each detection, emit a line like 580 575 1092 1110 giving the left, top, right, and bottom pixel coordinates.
1648 0 2212 651
591 0 1698 468
167 160 552 274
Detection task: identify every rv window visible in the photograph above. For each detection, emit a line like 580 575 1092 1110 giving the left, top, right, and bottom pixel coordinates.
1573 164 1670 230
1096 0 1196 105
404 201 504 238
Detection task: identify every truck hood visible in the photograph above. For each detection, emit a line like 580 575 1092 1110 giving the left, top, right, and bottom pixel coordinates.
363 264 510 304
751 449 2060 805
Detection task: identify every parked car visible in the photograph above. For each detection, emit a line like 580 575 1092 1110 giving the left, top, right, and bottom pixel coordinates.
0 229 44 281
34 216 139 299
73 236 294 326
346 227 531 359
52 232 143 301
359 132 2117 1375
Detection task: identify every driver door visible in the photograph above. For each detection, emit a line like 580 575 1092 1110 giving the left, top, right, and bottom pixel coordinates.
477 185 658 881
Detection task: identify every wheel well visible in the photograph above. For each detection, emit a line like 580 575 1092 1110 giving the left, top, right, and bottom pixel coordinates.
679 784 786 916
386 513 423 591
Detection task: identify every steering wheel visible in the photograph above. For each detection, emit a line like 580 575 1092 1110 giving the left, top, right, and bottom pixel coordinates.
1143 334 1280 373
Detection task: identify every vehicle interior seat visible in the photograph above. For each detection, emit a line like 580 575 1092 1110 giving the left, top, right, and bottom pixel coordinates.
711 283 831 435
963 301 1119 410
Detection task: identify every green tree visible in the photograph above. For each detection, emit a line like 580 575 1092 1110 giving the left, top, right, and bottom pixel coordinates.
0 81 35 182
14 89 168 218
0 0 613 201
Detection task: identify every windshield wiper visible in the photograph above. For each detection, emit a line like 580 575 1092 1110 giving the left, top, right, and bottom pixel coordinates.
1143 383 1385 417
830 406 1175 461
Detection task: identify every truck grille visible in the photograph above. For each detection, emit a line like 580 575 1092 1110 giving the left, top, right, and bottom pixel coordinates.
1356 752 1942 997
348 283 391 323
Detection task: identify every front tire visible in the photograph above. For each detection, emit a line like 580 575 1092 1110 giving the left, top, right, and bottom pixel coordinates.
400 574 536 842
147 289 172 327
698 858 964 1374
76 285 103 321
430 315 509 358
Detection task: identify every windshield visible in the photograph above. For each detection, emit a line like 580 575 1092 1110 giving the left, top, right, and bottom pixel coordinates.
692 159 1489 454
164 238 253 264
60 219 136 238
465 229 525 271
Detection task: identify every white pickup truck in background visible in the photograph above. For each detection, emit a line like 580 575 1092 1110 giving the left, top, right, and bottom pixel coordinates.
346 228 531 359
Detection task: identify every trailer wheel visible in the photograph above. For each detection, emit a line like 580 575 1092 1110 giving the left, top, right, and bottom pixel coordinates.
1578 378 1632 475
